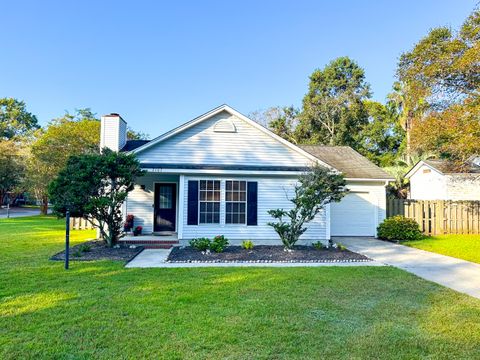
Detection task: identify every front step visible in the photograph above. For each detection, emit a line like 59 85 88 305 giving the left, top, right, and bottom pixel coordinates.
119 239 179 249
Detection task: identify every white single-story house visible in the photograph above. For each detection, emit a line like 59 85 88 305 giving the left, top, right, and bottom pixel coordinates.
100 105 393 246
406 159 480 200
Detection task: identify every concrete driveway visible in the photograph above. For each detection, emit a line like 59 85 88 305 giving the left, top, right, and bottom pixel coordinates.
337 237 480 299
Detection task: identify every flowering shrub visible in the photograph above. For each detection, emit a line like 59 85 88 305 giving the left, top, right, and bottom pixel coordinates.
124 214 134 231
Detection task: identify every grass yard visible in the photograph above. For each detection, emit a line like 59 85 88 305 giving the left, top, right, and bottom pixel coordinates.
404 234 480 264
1 217 480 359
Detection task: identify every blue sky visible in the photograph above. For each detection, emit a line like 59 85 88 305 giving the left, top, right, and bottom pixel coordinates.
0 0 476 136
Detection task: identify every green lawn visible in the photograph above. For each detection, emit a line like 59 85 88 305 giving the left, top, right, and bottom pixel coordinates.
404 234 480 264
1 217 480 359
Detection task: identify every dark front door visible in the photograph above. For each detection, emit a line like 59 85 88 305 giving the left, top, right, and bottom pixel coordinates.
154 183 177 232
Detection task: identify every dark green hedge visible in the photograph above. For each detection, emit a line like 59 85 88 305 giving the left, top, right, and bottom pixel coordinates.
377 215 423 241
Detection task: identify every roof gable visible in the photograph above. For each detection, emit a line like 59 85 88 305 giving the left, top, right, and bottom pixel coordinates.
405 161 445 179
132 105 332 169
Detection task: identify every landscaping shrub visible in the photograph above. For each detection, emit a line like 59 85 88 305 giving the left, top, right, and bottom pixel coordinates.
312 241 324 250
78 243 91 253
210 235 229 253
189 237 211 251
241 240 254 250
377 215 423 241
337 243 347 251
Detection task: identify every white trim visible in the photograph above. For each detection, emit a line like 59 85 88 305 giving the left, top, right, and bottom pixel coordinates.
143 168 305 176
405 161 444 179
345 178 394 182
178 175 185 239
325 203 331 240
129 104 334 170
142 168 393 181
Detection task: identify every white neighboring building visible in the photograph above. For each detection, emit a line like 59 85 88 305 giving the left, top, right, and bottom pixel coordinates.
406 159 480 200
100 104 393 245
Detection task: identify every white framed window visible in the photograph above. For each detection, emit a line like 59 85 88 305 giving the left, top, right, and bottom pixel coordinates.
225 180 246 224
199 180 220 224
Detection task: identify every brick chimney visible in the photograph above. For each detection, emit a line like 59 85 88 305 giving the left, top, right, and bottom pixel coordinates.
100 113 127 152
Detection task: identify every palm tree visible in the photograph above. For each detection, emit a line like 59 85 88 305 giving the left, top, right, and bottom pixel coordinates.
387 82 428 158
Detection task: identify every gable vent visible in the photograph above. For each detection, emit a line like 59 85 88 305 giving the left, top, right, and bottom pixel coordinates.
213 119 236 133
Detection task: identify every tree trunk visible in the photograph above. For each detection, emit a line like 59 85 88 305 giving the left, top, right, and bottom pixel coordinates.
405 112 414 159
40 195 48 215
406 124 411 159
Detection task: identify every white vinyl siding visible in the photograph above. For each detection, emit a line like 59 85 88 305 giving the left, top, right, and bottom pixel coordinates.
445 175 480 200
409 165 480 200
100 116 127 152
409 165 446 200
125 174 179 233
182 175 327 244
136 111 312 167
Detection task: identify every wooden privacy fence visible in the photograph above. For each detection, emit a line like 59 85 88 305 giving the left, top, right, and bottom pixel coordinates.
69 217 95 230
387 198 480 235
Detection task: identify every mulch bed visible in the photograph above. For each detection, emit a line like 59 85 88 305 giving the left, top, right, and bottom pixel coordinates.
51 240 143 262
167 245 371 263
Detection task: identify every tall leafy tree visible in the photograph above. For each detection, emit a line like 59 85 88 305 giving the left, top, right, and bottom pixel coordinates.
411 103 480 170
296 57 371 148
0 140 25 204
0 98 39 140
26 109 100 214
49 149 145 247
267 106 299 144
398 9 480 110
359 101 405 166
396 9 480 165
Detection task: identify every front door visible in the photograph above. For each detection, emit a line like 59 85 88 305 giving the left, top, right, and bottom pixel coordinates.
154 183 177 232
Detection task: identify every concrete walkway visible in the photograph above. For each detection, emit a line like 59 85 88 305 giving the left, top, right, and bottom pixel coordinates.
125 248 384 268
337 237 480 299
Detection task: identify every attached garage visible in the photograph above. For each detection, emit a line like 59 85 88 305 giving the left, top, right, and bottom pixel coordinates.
300 145 394 238
330 192 376 236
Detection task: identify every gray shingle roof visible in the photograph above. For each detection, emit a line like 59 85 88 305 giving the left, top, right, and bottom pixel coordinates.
424 159 480 174
121 140 151 152
300 145 393 180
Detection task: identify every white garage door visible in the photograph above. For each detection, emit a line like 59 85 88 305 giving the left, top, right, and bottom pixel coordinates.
330 192 376 236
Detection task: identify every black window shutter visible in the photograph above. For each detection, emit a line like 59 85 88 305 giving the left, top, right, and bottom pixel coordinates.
187 180 199 225
247 181 258 226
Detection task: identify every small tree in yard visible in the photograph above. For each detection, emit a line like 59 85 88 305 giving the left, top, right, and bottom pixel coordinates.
268 165 347 249
48 149 145 247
